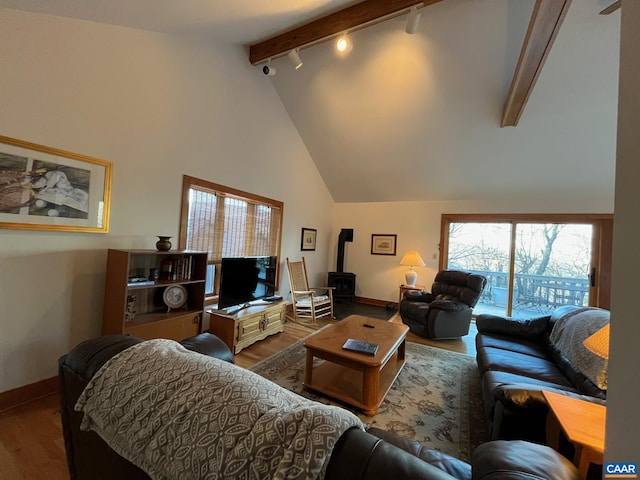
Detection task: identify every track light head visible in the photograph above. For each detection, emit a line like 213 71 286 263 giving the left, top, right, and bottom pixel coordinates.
335 34 353 56
287 49 303 70
262 64 276 76
405 6 422 34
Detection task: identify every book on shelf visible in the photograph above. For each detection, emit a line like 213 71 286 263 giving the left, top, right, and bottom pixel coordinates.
159 255 195 282
342 338 379 356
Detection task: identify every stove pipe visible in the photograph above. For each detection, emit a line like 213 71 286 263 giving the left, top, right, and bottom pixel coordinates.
336 228 354 272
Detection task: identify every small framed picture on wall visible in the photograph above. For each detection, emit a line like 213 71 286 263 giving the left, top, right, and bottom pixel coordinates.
301 227 317 251
371 234 397 255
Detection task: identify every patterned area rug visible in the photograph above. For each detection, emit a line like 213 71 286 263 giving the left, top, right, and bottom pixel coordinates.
250 339 487 461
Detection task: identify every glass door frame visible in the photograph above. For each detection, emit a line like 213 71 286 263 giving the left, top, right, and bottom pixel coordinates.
439 213 613 314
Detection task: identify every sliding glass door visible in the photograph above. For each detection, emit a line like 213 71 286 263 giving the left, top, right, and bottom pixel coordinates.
442 215 612 318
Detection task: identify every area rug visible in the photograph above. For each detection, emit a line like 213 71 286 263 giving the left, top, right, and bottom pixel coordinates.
250 339 487 461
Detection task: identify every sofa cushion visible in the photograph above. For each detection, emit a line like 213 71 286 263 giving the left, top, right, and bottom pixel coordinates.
476 347 574 386
549 307 609 390
475 333 550 360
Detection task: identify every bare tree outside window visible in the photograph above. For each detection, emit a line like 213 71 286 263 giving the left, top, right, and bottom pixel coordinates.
447 221 592 318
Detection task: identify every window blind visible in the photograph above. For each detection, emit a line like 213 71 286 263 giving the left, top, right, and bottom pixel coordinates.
186 186 281 264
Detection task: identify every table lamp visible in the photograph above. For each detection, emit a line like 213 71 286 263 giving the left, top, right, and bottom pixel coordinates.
400 250 425 287
583 324 610 359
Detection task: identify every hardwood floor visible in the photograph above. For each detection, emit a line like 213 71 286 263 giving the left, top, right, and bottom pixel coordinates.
0 394 68 480
0 312 477 479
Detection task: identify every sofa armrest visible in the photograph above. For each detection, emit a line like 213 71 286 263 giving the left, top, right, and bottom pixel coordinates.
404 290 436 303
429 300 468 312
59 335 144 381
471 440 580 480
475 314 550 339
366 427 471 479
493 383 606 413
325 428 462 480
491 384 550 411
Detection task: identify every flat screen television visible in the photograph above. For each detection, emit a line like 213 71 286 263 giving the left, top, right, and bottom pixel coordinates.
218 256 277 310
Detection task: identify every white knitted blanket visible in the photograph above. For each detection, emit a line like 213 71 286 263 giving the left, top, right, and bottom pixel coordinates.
75 339 364 480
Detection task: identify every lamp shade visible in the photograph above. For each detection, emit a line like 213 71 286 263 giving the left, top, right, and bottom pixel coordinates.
400 251 426 267
583 324 610 359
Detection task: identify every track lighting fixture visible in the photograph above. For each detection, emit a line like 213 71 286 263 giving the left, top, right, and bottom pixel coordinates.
256 2 423 72
287 49 303 70
405 6 422 34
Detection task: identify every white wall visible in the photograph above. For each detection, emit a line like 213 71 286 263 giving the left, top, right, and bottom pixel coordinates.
605 0 640 464
0 9 334 393
334 196 613 303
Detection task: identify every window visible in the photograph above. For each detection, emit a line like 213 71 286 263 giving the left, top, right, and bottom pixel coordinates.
440 214 613 318
179 175 283 301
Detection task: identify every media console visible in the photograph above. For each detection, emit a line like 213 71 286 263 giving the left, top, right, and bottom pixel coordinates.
207 301 286 354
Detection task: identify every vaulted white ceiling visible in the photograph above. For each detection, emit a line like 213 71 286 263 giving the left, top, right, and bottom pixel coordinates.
1 0 621 203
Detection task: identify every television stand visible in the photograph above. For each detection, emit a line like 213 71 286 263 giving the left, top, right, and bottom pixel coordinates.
207 301 286 354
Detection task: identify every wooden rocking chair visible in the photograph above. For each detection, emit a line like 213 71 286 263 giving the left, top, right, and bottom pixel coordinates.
286 257 335 324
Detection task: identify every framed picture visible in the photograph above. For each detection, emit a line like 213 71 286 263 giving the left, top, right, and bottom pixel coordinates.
0 135 112 233
371 234 397 255
301 227 317 251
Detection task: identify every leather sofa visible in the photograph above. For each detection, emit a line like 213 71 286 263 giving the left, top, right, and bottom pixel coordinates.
400 270 487 339
475 305 607 443
59 333 580 480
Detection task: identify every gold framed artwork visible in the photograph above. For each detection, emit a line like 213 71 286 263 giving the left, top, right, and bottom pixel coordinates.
301 227 317 251
371 234 397 255
0 135 112 233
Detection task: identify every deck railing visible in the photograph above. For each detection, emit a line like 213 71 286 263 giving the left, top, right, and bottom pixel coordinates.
468 269 590 314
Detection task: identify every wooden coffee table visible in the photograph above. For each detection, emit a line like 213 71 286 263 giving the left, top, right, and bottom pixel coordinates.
303 314 409 416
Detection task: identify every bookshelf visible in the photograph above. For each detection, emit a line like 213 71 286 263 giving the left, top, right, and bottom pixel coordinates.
102 249 207 341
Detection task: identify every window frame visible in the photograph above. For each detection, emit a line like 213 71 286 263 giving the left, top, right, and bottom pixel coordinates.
439 213 613 312
179 175 284 305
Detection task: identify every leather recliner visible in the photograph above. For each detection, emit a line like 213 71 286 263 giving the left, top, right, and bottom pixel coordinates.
400 270 487 339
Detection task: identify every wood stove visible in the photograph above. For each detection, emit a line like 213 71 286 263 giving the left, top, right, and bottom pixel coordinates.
328 228 356 301
328 272 356 302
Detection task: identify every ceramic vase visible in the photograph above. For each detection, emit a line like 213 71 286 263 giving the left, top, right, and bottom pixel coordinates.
156 236 172 251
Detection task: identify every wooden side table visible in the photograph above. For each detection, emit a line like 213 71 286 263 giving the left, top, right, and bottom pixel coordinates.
398 284 425 307
542 390 606 478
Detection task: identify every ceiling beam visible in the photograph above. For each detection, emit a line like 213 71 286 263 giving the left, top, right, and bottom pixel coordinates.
501 0 572 127
600 1 621 15
248 0 442 65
